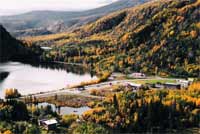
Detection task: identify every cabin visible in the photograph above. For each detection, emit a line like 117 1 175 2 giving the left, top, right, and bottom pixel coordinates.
176 80 190 88
163 83 181 89
130 73 146 78
38 119 58 130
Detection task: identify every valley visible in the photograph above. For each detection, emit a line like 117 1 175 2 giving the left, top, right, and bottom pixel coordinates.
0 0 199 134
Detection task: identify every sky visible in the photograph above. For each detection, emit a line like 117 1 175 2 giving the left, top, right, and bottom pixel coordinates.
0 0 119 16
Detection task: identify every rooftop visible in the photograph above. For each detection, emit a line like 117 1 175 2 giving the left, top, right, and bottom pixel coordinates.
165 83 181 86
43 119 58 125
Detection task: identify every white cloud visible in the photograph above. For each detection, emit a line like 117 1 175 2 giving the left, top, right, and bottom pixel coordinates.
0 0 119 12
0 0 119 16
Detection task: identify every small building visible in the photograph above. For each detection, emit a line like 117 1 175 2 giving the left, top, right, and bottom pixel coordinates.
163 83 181 89
176 79 190 88
130 73 146 78
38 119 58 130
108 76 115 81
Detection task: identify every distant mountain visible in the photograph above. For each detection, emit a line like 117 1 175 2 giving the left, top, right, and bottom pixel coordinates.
0 0 151 37
25 0 200 77
0 25 41 62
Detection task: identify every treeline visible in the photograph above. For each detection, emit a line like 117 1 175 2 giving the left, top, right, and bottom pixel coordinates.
82 82 200 133
0 99 60 134
0 82 199 133
0 100 29 121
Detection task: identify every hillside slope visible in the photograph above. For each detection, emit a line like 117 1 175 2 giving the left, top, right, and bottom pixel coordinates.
0 0 150 37
24 0 200 77
0 25 42 62
0 25 28 62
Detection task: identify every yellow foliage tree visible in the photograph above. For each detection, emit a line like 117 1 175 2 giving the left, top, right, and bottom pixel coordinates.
190 30 198 38
188 82 200 92
3 130 12 134
5 88 21 99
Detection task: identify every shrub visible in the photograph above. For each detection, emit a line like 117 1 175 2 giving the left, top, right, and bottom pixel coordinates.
73 122 109 134
5 89 21 99
61 114 78 126
188 82 200 92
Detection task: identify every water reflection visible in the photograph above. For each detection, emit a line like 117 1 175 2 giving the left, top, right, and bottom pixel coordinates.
30 102 90 115
0 62 97 98
29 62 95 77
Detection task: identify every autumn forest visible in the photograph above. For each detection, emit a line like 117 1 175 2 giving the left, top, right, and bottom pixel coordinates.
0 0 199 134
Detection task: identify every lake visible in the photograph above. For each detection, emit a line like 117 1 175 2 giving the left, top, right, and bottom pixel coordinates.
0 62 97 98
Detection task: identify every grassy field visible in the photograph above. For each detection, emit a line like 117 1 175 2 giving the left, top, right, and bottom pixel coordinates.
133 79 177 84
21 93 101 107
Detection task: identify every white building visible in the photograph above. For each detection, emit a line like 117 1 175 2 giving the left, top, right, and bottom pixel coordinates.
38 118 58 130
130 73 146 78
176 79 190 88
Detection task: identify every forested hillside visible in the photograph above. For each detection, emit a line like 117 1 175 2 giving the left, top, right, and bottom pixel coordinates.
24 0 200 77
81 82 200 133
0 25 42 62
0 25 28 62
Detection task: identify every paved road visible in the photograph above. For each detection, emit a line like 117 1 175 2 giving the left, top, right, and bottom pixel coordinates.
84 77 179 89
20 77 180 99
20 88 103 99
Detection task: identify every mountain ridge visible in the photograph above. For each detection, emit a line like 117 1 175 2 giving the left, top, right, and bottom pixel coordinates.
0 0 151 37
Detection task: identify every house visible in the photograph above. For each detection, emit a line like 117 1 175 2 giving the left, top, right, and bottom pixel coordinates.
176 79 190 88
38 119 58 130
163 83 181 89
108 76 115 81
130 73 146 78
